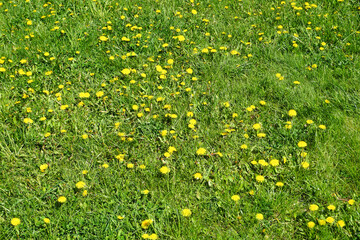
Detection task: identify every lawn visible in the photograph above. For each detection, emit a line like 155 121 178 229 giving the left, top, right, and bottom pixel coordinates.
0 0 360 239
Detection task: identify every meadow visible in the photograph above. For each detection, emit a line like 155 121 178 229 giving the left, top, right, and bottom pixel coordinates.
0 0 360 239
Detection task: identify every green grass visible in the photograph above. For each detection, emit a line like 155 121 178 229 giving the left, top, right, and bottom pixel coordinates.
0 0 360 239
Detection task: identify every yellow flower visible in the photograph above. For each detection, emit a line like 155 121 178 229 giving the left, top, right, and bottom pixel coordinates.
196 148 206 155
307 221 315 228
186 68 193 74
177 35 185 41
160 166 170 174
318 219 326 225
99 36 108 41
259 100 266 105
182 208 192 217
269 159 279 167
231 195 240 202
58 196 67 203
11 218 21 226
193 173 202 180
301 161 310 169
96 91 104 97
141 189 149 195
309 204 319 211
253 123 261 130
82 134 88 139
257 133 266 138
127 163 134 168
23 118 33 124
27 20 32 25
141 219 153 229
256 175 265 182
40 164 48 172
60 105 68 110
76 181 86 189
240 144 248 149
102 163 109 168
191 9 197 14
337 220 345 228
297 141 307 148
148 234 159 240
255 213 264 220
288 109 297 117
121 68 131 75
326 217 335 223
82 190 88 197
168 146 176 153
318 125 326 130
79 92 90 98
327 205 336 211
117 215 124 220
348 199 355 205
275 182 284 187
258 160 268 166
44 218 50 224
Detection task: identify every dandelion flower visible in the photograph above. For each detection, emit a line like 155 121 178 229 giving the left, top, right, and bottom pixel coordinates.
256 213 264 220
318 219 326 225
307 221 315 228
75 181 86 189
99 36 108 41
121 68 131 75
96 91 104 97
256 175 265 182
276 182 284 187
288 109 297 117
269 159 279 167
301 161 310 169
327 205 336 211
23 118 33 124
253 123 261 130
43 218 50 224
337 220 345 228
326 217 335 224
196 148 206 155
231 195 240 202
160 166 170 174
309 204 319 211
194 173 203 180
40 164 48 172
348 199 355 205
149 234 159 240
141 219 153 229
297 141 307 148
11 218 21 226
58 196 67 203
181 208 192 217
141 190 149 195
